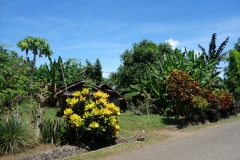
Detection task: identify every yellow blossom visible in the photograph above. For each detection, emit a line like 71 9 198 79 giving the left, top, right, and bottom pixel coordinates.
69 97 78 106
97 97 107 105
114 107 120 115
102 108 111 115
64 108 73 116
79 95 86 102
73 91 81 97
101 93 109 99
70 113 81 124
110 116 117 125
89 121 99 128
106 102 115 110
94 91 103 99
93 108 101 116
82 88 89 96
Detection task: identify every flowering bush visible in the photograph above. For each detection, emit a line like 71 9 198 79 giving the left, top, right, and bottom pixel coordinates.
63 88 120 143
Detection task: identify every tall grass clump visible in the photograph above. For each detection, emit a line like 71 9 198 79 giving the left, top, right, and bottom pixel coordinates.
39 118 67 145
0 118 36 155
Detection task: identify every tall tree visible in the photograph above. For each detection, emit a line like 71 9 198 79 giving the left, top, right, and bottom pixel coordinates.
224 38 240 100
17 36 53 103
234 38 240 52
109 39 173 91
0 44 29 113
93 58 103 85
85 59 94 80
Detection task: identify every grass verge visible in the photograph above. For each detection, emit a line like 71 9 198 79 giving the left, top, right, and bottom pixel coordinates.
181 114 240 132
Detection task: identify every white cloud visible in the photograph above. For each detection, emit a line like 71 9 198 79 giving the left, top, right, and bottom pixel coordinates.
165 39 179 49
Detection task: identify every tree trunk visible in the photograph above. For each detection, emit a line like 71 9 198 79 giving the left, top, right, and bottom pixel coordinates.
30 53 36 105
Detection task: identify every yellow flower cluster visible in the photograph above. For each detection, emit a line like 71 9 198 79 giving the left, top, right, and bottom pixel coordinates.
66 97 79 107
105 102 120 115
89 121 99 128
64 108 73 117
82 88 90 96
94 91 109 100
64 88 120 136
73 91 81 97
69 113 83 127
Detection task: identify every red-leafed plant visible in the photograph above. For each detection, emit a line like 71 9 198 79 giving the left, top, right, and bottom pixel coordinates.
201 89 221 122
214 91 235 118
202 89 235 122
166 69 200 119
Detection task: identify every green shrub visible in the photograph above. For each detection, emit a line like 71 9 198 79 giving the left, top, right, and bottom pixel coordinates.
189 95 209 123
0 118 36 155
39 118 67 145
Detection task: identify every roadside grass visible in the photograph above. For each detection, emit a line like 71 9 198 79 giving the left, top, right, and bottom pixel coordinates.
118 111 169 137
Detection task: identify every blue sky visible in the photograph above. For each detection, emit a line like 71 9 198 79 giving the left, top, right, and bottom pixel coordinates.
1 0 239 78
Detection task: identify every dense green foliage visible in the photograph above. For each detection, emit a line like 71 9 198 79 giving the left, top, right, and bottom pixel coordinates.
224 38 240 101
0 45 30 113
108 39 174 90
111 33 235 123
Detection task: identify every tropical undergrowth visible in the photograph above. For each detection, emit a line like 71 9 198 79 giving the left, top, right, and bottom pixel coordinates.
123 33 236 124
